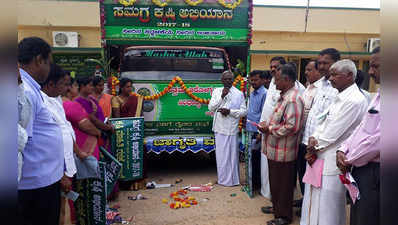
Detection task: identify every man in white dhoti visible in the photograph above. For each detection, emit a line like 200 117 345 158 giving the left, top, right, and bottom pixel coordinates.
209 71 247 186
297 48 340 213
300 59 368 225
260 57 305 212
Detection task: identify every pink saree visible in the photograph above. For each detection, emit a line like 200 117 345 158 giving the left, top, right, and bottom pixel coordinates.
63 100 100 160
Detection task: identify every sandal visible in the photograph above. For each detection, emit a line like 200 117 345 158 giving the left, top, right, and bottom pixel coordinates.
261 206 274 214
266 218 290 225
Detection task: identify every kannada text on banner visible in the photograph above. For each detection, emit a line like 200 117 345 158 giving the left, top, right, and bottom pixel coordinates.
74 162 107 225
103 0 250 42
110 117 145 181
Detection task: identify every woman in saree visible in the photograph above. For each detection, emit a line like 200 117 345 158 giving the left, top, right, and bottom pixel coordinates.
91 75 113 119
75 76 114 139
112 78 146 191
75 76 120 201
62 75 102 224
111 78 143 118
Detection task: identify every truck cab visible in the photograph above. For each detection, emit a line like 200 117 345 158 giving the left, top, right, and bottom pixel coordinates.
120 46 231 153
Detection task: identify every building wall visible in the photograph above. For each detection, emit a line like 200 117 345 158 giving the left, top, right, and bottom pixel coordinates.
18 26 101 48
17 0 101 47
253 6 380 34
17 1 380 90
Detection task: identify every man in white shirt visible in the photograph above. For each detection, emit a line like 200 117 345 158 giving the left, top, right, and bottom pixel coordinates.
260 57 305 211
300 59 368 225
41 64 83 225
209 71 247 186
296 48 341 211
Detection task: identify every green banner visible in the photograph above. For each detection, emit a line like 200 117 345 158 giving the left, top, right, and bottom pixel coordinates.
102 0 250 42
134 83 223 135
74 162 107 225
99 147 122 196
110 117 144 181
105 26 248 41
105 4 248 28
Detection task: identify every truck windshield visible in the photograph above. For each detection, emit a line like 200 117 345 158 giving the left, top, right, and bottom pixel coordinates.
121 48 228 81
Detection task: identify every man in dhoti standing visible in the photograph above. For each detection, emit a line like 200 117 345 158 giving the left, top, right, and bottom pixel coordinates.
300 59 368 225
209 71 247 186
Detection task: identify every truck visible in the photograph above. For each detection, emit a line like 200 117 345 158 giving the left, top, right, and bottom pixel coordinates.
100 0 253 194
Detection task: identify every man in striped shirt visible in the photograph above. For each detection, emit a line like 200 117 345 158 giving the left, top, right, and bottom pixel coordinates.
259 63 304 225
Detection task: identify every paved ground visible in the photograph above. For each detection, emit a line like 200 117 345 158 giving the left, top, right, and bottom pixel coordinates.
65 152 349 225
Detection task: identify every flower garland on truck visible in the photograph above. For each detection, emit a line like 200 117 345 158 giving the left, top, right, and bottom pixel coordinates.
109 75 246 104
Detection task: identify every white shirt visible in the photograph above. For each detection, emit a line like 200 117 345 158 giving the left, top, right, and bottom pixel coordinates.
302 80 320 126
260 77 305 124
42 92 77 178
209 86 247 135
360 88 372 104
17 82 31 182
302 77 339 145
313 84 368 175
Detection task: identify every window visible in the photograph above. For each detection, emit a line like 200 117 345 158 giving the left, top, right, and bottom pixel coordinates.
121 48 228 80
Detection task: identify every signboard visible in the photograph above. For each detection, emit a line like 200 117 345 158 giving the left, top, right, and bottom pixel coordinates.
74 162 107 225
145 135 215 154
145 120 212 136
133 83 222 132
110 117 145 181
99 147 122 196
102 0 250 42
53 53 101 78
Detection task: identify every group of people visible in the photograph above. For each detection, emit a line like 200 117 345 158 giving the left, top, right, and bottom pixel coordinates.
17 35 380 225
210 48 380 225
17 37 145 225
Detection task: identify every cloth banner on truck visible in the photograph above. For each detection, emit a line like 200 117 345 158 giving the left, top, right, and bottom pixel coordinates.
110 117 145 181
145 135 215 154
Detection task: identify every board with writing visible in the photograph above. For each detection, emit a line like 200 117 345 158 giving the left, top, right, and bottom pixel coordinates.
53 53 101 79
110 117 145 181
101 0 250 43
99 147 122 196
74 162 107 225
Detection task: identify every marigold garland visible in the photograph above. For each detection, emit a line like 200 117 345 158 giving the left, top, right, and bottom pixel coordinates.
110 76 120 96
217 0 242 10
184 0 204 6
111 75 246 105
110 75 247 129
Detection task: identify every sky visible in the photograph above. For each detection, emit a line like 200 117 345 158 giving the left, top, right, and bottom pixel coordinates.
253 0 380 9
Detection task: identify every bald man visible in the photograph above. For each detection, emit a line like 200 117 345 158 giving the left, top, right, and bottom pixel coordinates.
209 71 247 186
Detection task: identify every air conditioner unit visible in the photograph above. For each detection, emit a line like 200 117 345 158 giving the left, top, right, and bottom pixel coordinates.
52 31 79 48
366 38 380 52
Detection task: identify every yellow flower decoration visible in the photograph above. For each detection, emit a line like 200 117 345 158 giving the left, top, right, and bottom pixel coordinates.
152 0 172 7
119 0 137 7
218 0 242 9
184 0 204 6
117 75 246 104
